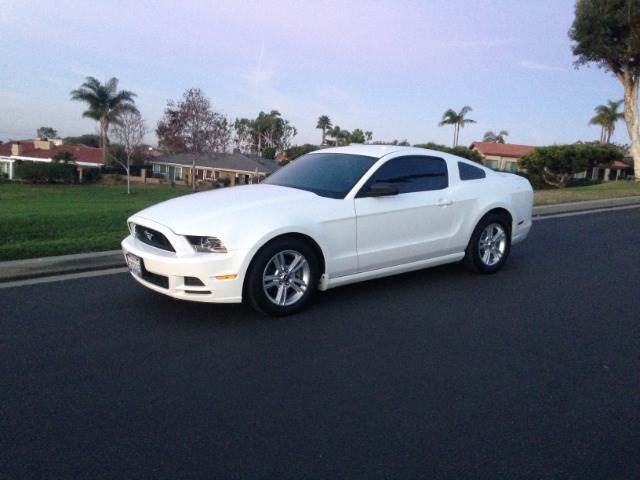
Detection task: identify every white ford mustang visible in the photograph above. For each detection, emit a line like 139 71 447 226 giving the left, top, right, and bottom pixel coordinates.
122 145 533 315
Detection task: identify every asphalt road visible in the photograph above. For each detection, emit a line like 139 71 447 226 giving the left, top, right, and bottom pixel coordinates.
2 209 639 479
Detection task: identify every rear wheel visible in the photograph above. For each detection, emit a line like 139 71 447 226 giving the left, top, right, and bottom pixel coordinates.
463 213 511 274
245 238 320 316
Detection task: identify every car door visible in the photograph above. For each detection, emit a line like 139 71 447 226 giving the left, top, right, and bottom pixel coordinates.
354 155 453 272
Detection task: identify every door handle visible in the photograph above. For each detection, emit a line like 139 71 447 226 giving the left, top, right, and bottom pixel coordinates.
436 198 453 207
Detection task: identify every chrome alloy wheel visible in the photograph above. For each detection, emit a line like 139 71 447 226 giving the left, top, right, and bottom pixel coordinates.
262 250 311 306
478 223 507 267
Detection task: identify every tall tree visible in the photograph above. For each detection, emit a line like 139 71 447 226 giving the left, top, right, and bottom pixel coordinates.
316 115 332 145
233 111 297 155
70 77 138 163
483 130 509 143
570 0 640 179
438 106 476 147
156 88 231 191
36 127 58 140
111 111 147 195
589 100 624 143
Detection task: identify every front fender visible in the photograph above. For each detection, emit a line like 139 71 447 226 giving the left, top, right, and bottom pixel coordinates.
235 224 332 286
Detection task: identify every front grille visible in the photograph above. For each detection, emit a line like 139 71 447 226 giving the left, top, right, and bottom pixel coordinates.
134 225 175 252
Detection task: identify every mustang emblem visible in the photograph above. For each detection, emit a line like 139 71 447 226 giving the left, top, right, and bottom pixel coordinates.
144 230 154 241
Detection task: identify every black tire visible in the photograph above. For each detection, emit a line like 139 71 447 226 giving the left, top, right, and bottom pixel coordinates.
463 212 511 274
245 237 320 316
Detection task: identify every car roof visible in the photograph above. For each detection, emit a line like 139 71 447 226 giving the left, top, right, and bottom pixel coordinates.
311 144 460 160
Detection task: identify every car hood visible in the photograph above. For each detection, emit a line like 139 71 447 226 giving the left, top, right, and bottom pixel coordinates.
133 184 320 235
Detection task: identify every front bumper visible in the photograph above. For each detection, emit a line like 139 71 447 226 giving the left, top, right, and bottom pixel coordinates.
121 221 248 303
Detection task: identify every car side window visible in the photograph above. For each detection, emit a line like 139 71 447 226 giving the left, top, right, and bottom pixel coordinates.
458 162 486 180
366 156 448 194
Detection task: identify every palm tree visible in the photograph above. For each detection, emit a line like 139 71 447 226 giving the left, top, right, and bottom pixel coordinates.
70 77 138 163
316 115 332 145
483 130 509 143
438 106 476 147
365 131 373 143
328 125 342 146
590 100 624 143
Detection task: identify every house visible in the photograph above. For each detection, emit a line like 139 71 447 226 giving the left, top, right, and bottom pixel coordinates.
470 142 536 172
587 160 634 181
149 151 279 185
0 140 103 180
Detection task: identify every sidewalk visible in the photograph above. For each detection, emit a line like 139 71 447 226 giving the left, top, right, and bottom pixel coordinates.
2 196 639 283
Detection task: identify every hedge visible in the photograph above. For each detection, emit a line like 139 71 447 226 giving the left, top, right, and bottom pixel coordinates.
14 162 77 184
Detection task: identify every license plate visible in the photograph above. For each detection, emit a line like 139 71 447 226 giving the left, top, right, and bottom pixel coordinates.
126 253 142 277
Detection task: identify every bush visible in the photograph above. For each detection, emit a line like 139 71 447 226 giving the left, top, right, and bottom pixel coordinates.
15 162 77 184
520 143 625 187
82 167 101 183
413 142 483 163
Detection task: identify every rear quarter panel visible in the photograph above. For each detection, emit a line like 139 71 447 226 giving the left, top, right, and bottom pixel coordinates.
448 170 533 253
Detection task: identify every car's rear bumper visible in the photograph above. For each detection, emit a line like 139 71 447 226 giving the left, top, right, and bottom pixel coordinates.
512 219 532 245
121 234 247 303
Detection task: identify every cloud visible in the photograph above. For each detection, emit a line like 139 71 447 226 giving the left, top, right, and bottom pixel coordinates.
518 60 566 72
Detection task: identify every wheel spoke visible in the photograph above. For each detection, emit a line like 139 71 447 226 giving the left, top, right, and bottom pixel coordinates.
288 254 304 273
273 253 285 272
275 284 288 305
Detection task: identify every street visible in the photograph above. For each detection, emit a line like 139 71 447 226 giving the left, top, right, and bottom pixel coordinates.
1 209 639 479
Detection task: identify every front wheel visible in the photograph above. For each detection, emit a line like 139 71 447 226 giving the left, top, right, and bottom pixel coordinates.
245 238 320 316
463 214 511 274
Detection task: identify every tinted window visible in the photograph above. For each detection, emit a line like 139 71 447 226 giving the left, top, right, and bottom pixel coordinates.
263 153 378 199
458 162 486 180
365 156 448 194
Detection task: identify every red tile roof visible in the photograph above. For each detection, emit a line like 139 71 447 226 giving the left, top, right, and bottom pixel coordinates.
605 160 632 169
0 140 103 165
470 142 536 158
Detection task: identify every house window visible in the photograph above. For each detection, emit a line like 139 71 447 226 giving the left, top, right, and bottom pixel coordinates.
484 159 499 170
174 167 183 180
504 162 518 172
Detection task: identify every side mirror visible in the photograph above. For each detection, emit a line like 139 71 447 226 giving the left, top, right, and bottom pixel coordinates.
365 181 399 197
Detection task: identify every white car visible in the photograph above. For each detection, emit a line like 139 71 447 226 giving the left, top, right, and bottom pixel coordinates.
122 145 533 315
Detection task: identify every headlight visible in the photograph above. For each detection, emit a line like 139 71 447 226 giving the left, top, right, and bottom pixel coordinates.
187 236 227 253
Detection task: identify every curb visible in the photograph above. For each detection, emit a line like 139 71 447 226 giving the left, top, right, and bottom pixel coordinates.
532 196 640 217
2 196 640 284
0 250 124 283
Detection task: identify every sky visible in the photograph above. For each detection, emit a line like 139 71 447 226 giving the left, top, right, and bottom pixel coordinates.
0 0 630 147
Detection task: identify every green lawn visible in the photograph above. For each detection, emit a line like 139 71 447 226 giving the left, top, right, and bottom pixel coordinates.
2 180 639 262
0 183 189 261
534 180 640 206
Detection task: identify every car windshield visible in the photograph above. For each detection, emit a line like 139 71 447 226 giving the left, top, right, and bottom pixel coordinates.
263 152 378 199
